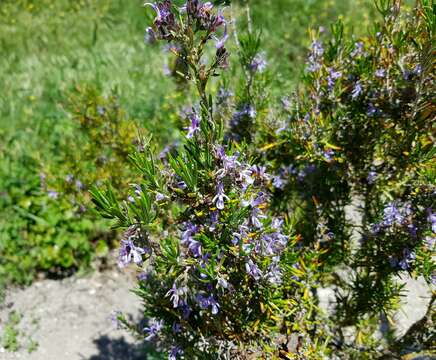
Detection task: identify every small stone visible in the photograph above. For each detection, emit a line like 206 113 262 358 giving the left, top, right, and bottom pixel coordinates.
391 275 432 339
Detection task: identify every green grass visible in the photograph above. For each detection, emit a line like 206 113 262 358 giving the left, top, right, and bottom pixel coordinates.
0 0 377 288
0 0 178 137
237 0 378 95
1 311 21 352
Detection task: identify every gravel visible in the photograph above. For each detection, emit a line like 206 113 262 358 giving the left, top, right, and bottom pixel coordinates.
0 268 157 360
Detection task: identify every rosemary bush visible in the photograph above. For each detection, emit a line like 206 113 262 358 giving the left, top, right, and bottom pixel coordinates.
92 1 435 359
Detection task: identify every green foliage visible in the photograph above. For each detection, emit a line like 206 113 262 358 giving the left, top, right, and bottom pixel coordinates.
0 84 146 286
1 311 21 352
0 0 379 290
92 1 434 359
5 2 433 358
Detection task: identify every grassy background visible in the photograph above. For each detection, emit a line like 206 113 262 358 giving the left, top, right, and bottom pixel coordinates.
0 0 377 290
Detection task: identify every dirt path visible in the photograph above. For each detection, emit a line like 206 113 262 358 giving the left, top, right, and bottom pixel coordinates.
0 268 159 360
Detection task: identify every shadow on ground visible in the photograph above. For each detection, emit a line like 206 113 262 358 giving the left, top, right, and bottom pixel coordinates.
84 336 163 360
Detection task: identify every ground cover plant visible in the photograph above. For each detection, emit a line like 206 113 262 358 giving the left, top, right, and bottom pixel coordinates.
92 0 435 359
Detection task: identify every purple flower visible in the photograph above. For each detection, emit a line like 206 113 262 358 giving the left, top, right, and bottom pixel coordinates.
133 184 142 196
163 63 171 76
208 8 225 32
215 146 240 178
427 209 436 233
382 203 402 226
250 165 270 181
272 218 284 230
172 322 182 333
248 104 258 117
181 222 200 248
213 23 228 49
196 293 209 309
351 81 363 99
307 61 321 73
137 272 150 281
208 295 220 314
47 190 59 199
118 239 146 268
188 239 202 257
375 68 385 78
217 277 228 289
186 1 226 32
144 26 157 43
351 41 364 57
239 168 255 188
249 52 267 73
311 40 324 57
233 231 242 244
392 248 416 270
156 192 167 201
371 223 382 235
382 202 410 227
159 144 174 162
111 311 123 329
407 223 417 238
216 87 233 105
425 236 435 249
144 318 164 341
398 259 409 270
323 149 334 161
324 231 334 242
403 248 416 261
306 40 324 72
180 301 192 319
297 164 317 182
266 258 282 285
208 211 219 231
145 1 176 40
177 181 187 190
327 68 342 90
185 112 201 138
245 259 262 280
39 172 47 188
272 175 286 190
403 65 421 80
197 259 209 279
65 174 74 183
212 182 229 210
166 283 188 308
232 104 256 126
367 171 377 184
263 232 286 255
196 294 219 314
247 202 266 228
367 103 377 116
168 345 184 360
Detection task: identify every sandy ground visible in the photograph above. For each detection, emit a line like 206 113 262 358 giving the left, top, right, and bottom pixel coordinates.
0 268 154 360
0 266 433 360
